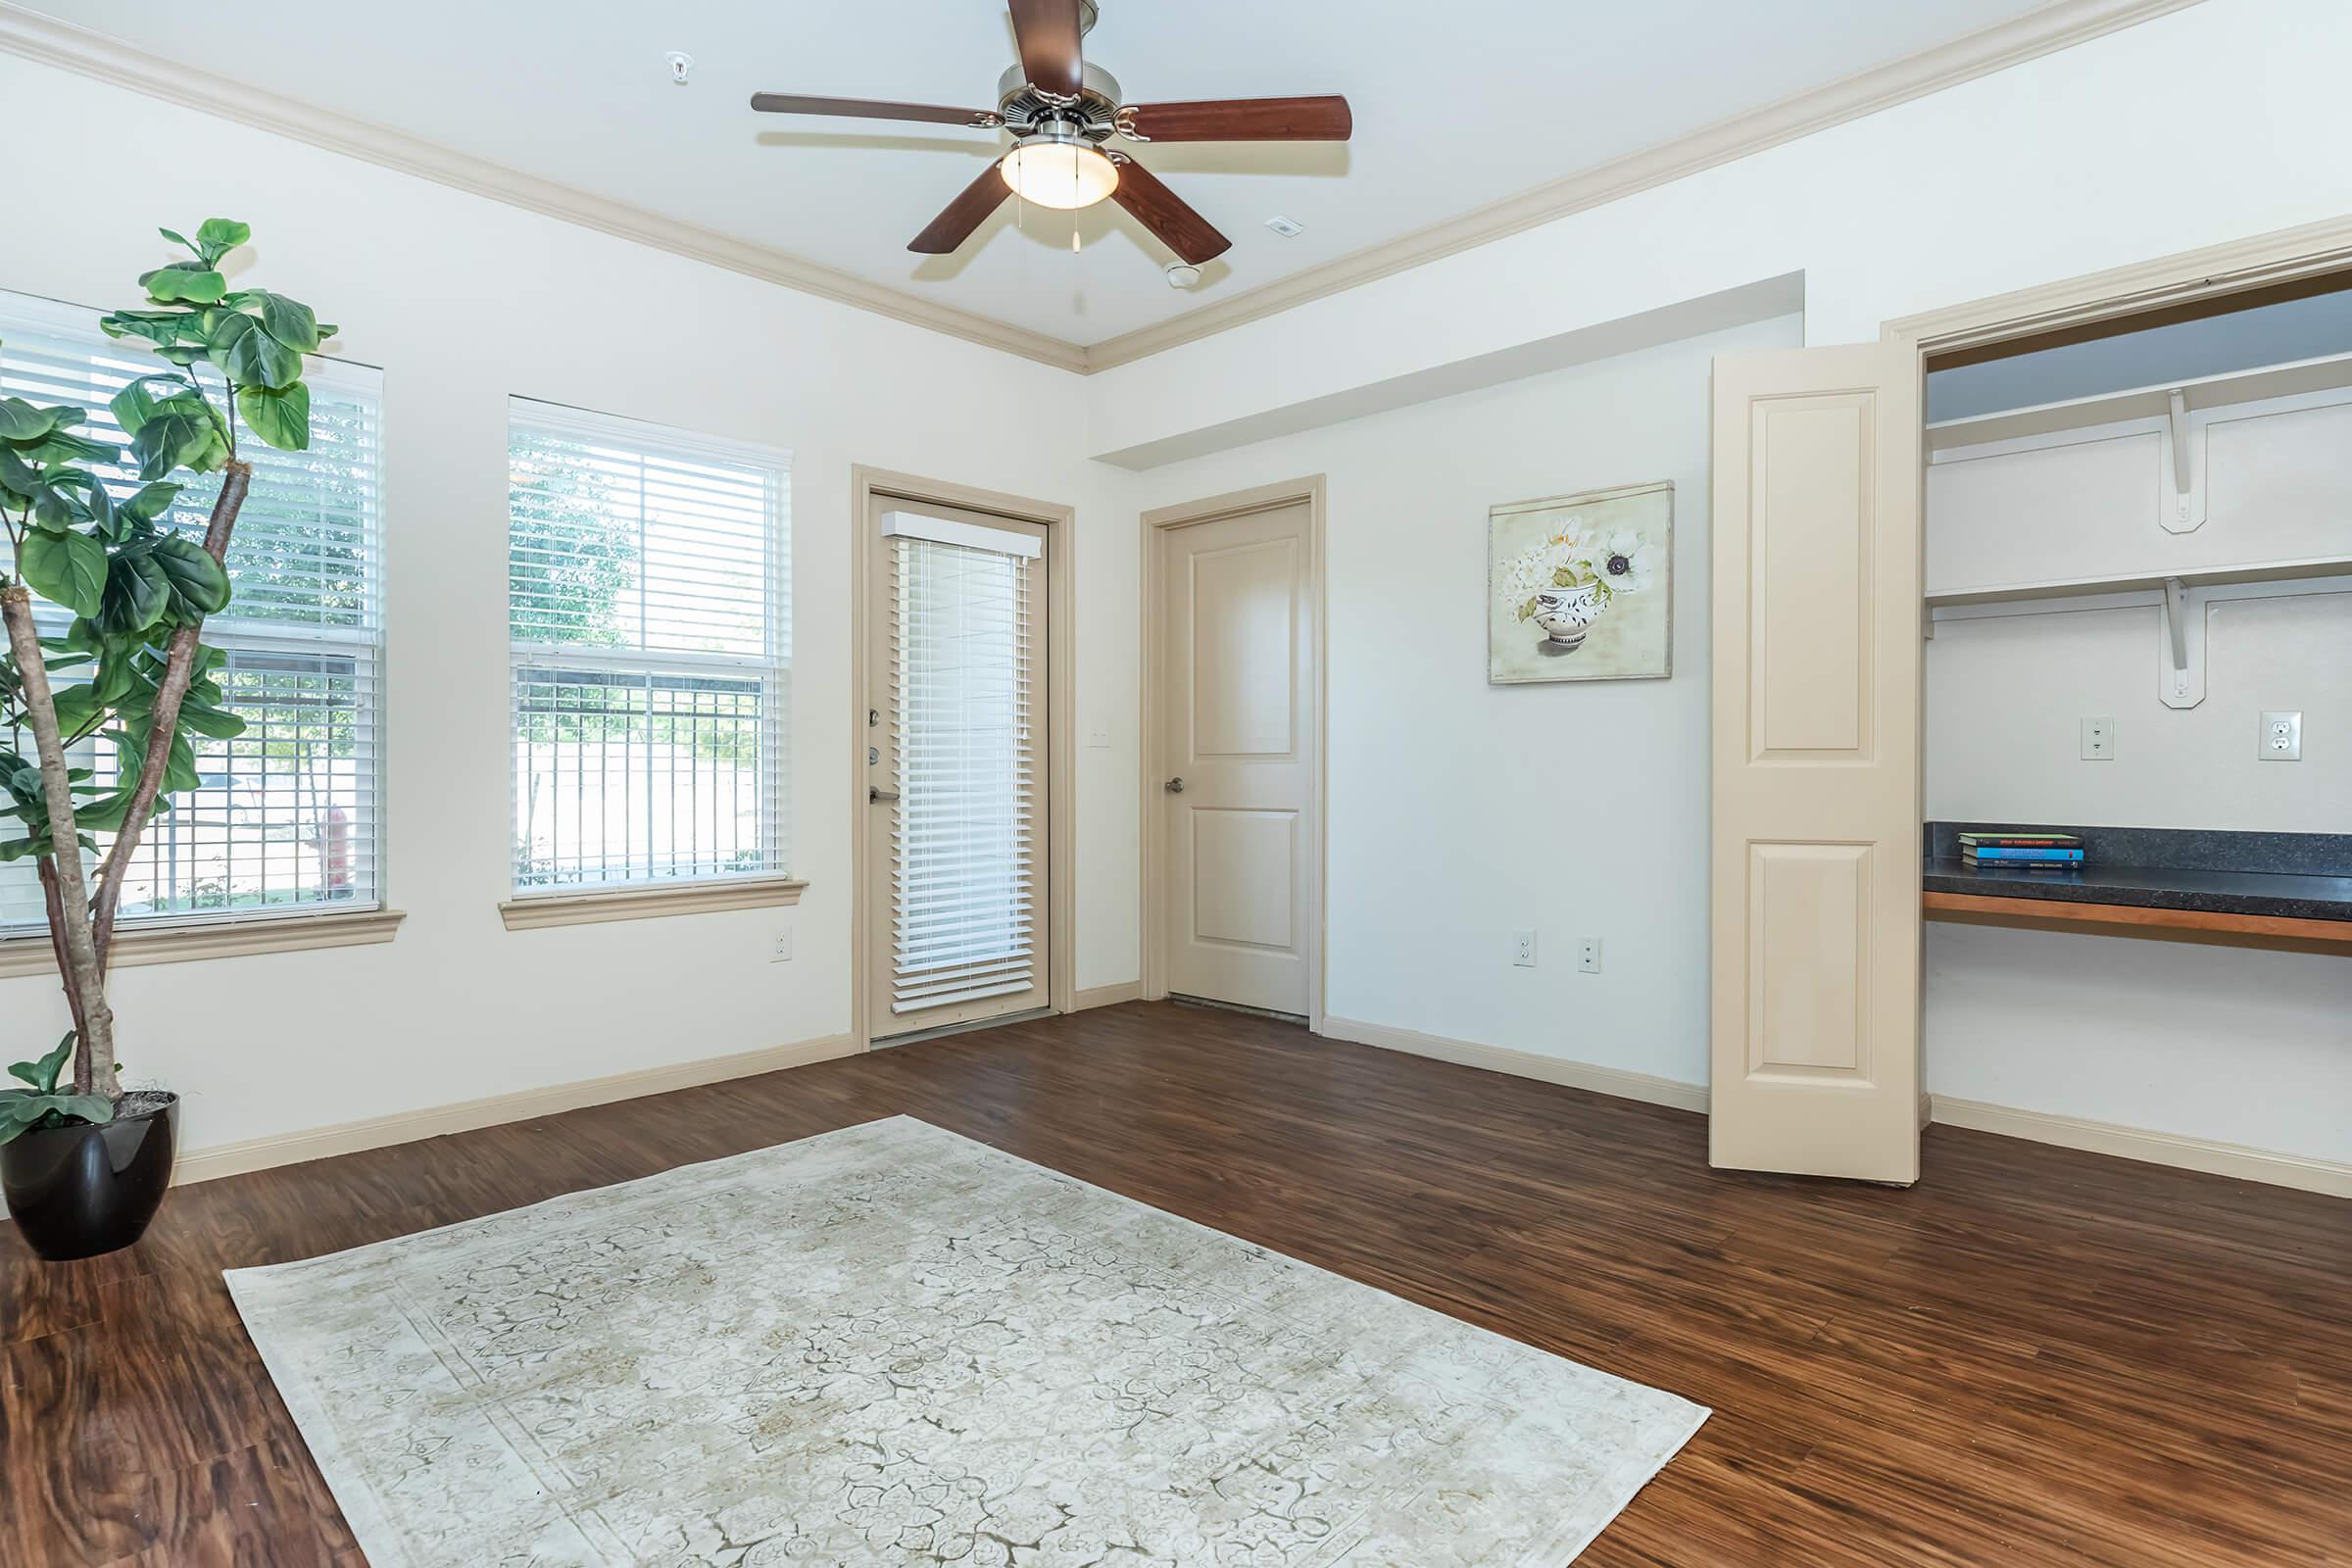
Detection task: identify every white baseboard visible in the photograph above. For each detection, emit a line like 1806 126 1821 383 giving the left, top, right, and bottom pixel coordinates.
1071 981 1143 1011
1319 1015 1710 1115
1318 1013 2348 1200
172 1033 860 1187
1927 1095 2352 1200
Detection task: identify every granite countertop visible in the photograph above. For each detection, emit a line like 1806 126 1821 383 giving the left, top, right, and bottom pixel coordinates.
1923 823 2352 924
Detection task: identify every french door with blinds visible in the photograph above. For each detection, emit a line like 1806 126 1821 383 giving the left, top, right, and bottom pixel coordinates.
866 499 1051 1038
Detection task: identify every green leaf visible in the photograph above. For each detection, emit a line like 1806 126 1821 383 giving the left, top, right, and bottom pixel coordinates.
140 263 227 305
47 683 102 735
130 404 222 481
159 225 194 252
30 490 74 533
97 546 170 637
256 292 320 354
0 396 61 441
236 381 310 450
74 789 134 833
15 430 120 466
118 480 183 524
0 447 37 497
18 529 108 616
210 311 304 390
164 732 199 794
8 1033 74 1093
152 534 232 618
193 218 251 264
98 310 195 349
110 376 168 437
53 1095 114 1125
177 701 246 740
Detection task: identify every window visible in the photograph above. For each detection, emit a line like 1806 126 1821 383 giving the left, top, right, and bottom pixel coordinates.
0 297 385 936
507 400 789 896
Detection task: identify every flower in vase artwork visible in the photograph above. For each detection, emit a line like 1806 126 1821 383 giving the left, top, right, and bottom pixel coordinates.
1488 481 1673 683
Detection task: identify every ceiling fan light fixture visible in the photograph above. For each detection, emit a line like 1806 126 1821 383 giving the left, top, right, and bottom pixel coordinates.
1000 131 1119 211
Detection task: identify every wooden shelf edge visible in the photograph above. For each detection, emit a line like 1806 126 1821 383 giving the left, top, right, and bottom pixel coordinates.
1923 890 2352 952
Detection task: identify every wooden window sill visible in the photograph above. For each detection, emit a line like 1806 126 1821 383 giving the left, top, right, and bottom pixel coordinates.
499 877 808 931
0 908 408 979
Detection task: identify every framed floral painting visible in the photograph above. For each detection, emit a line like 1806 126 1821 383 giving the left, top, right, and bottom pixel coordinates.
1488 481 1673 684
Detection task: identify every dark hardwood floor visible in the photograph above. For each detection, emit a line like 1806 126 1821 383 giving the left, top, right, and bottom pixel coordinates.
4 1000 2346 1565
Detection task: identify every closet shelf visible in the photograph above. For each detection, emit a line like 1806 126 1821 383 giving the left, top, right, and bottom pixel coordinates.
1924 555 2352 610
1925 348 2352 453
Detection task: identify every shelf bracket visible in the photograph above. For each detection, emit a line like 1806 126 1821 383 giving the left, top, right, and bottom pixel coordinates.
2157 575 2207 709
2162 388 2206 534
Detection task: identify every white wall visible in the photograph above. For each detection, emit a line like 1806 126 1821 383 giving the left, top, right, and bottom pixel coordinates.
1089 0 2352 465
1136 314 1803 1086
0 54 1142 1154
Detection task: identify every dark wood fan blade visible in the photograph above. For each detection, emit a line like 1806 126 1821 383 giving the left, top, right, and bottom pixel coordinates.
908 162 1013 253
752 93 1003 127
1116 96 1353 142
1106 156 1229 265
1007 0 1084 99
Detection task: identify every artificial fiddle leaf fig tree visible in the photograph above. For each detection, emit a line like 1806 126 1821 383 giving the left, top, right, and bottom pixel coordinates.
0 220 334 1152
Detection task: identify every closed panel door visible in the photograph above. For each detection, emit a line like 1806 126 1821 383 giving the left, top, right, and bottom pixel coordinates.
1158 502 1315 1015
1710 343 1923 1183
867 497 1050 1037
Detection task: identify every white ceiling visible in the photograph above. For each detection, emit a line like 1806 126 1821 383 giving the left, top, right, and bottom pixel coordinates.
34 0 2054 348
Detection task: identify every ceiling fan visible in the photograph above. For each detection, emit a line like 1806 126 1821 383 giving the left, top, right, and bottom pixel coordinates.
751 0 1351 267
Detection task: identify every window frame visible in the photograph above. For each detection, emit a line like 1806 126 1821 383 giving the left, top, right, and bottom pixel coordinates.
0 291 391 950
502 397 796 917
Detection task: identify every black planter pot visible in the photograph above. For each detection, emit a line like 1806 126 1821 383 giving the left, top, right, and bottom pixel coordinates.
1 1092 177 1261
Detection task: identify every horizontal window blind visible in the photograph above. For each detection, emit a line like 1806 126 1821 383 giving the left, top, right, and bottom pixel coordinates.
509 400 789 894
0 300 384 935
889 533 1037 1014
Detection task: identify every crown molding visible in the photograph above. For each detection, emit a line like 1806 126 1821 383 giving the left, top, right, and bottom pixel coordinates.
0 3 1091 374
1082 0 2209 371
0 0 2203 377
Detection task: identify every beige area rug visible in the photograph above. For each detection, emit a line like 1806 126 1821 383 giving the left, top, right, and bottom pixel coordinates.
228 1116 1706 1566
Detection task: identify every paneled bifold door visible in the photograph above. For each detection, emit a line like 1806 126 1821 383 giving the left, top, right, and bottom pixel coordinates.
867 504 1051 1038
1710 344 1924 1184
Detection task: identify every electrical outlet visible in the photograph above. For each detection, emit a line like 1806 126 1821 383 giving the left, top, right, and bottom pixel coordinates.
769 929 793 963
1511 930 1537 967
2081 716 2115 760
2260 710 2302 760
1577 937 1602 974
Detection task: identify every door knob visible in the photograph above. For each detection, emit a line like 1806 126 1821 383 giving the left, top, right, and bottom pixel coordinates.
1163 777 1185 794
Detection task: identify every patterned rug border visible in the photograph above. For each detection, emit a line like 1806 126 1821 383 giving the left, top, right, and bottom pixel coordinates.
226 1114 1710 1566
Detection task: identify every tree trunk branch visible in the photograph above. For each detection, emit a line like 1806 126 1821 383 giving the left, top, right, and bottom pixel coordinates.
3 585 116 1098
92 460 250 973
37 858 94 1095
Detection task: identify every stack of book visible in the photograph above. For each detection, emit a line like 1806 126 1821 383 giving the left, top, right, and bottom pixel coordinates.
1960 830 2083 872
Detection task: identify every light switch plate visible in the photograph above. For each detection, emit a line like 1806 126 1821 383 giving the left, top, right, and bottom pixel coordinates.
1086 717 1112 749
2261 710 2302 760
1511 930 1537 967
2081 716 2115 760
1577 937 1602 974
769 929 793 962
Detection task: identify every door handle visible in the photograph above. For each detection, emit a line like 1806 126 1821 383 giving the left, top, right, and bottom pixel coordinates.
868 786 901 804
1163 777 1185 794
